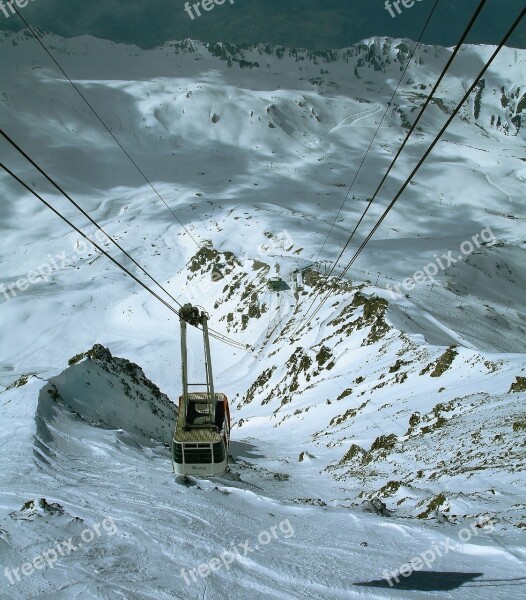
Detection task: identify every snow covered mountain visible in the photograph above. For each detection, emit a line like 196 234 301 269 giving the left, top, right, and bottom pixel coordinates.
1 30 526 599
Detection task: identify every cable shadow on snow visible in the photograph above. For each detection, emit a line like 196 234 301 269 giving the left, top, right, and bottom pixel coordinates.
463 576 526 587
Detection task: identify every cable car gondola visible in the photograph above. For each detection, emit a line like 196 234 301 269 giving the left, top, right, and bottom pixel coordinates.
172 304 230 477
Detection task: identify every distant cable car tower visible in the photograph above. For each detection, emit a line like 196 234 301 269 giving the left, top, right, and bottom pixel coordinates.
172 304 230 477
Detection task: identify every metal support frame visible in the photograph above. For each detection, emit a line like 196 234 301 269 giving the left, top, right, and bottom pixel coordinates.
180 317 189 424
202 315 216 423
179 303 216 428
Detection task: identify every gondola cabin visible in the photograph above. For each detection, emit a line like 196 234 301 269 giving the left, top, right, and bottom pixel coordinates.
172 392 230 476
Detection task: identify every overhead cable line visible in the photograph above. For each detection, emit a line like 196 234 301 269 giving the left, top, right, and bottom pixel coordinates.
314 0 442 263
297 0 489 332
0 159 247 350
302 0 487 330
12 6 200 247
3 17 248 349
296 5 525 333
0 161 182 318
0 127 184 311
323 0 488 281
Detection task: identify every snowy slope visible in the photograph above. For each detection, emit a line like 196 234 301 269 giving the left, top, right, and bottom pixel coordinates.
1 345 525 600
1 31 526 599
1 32 525 361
